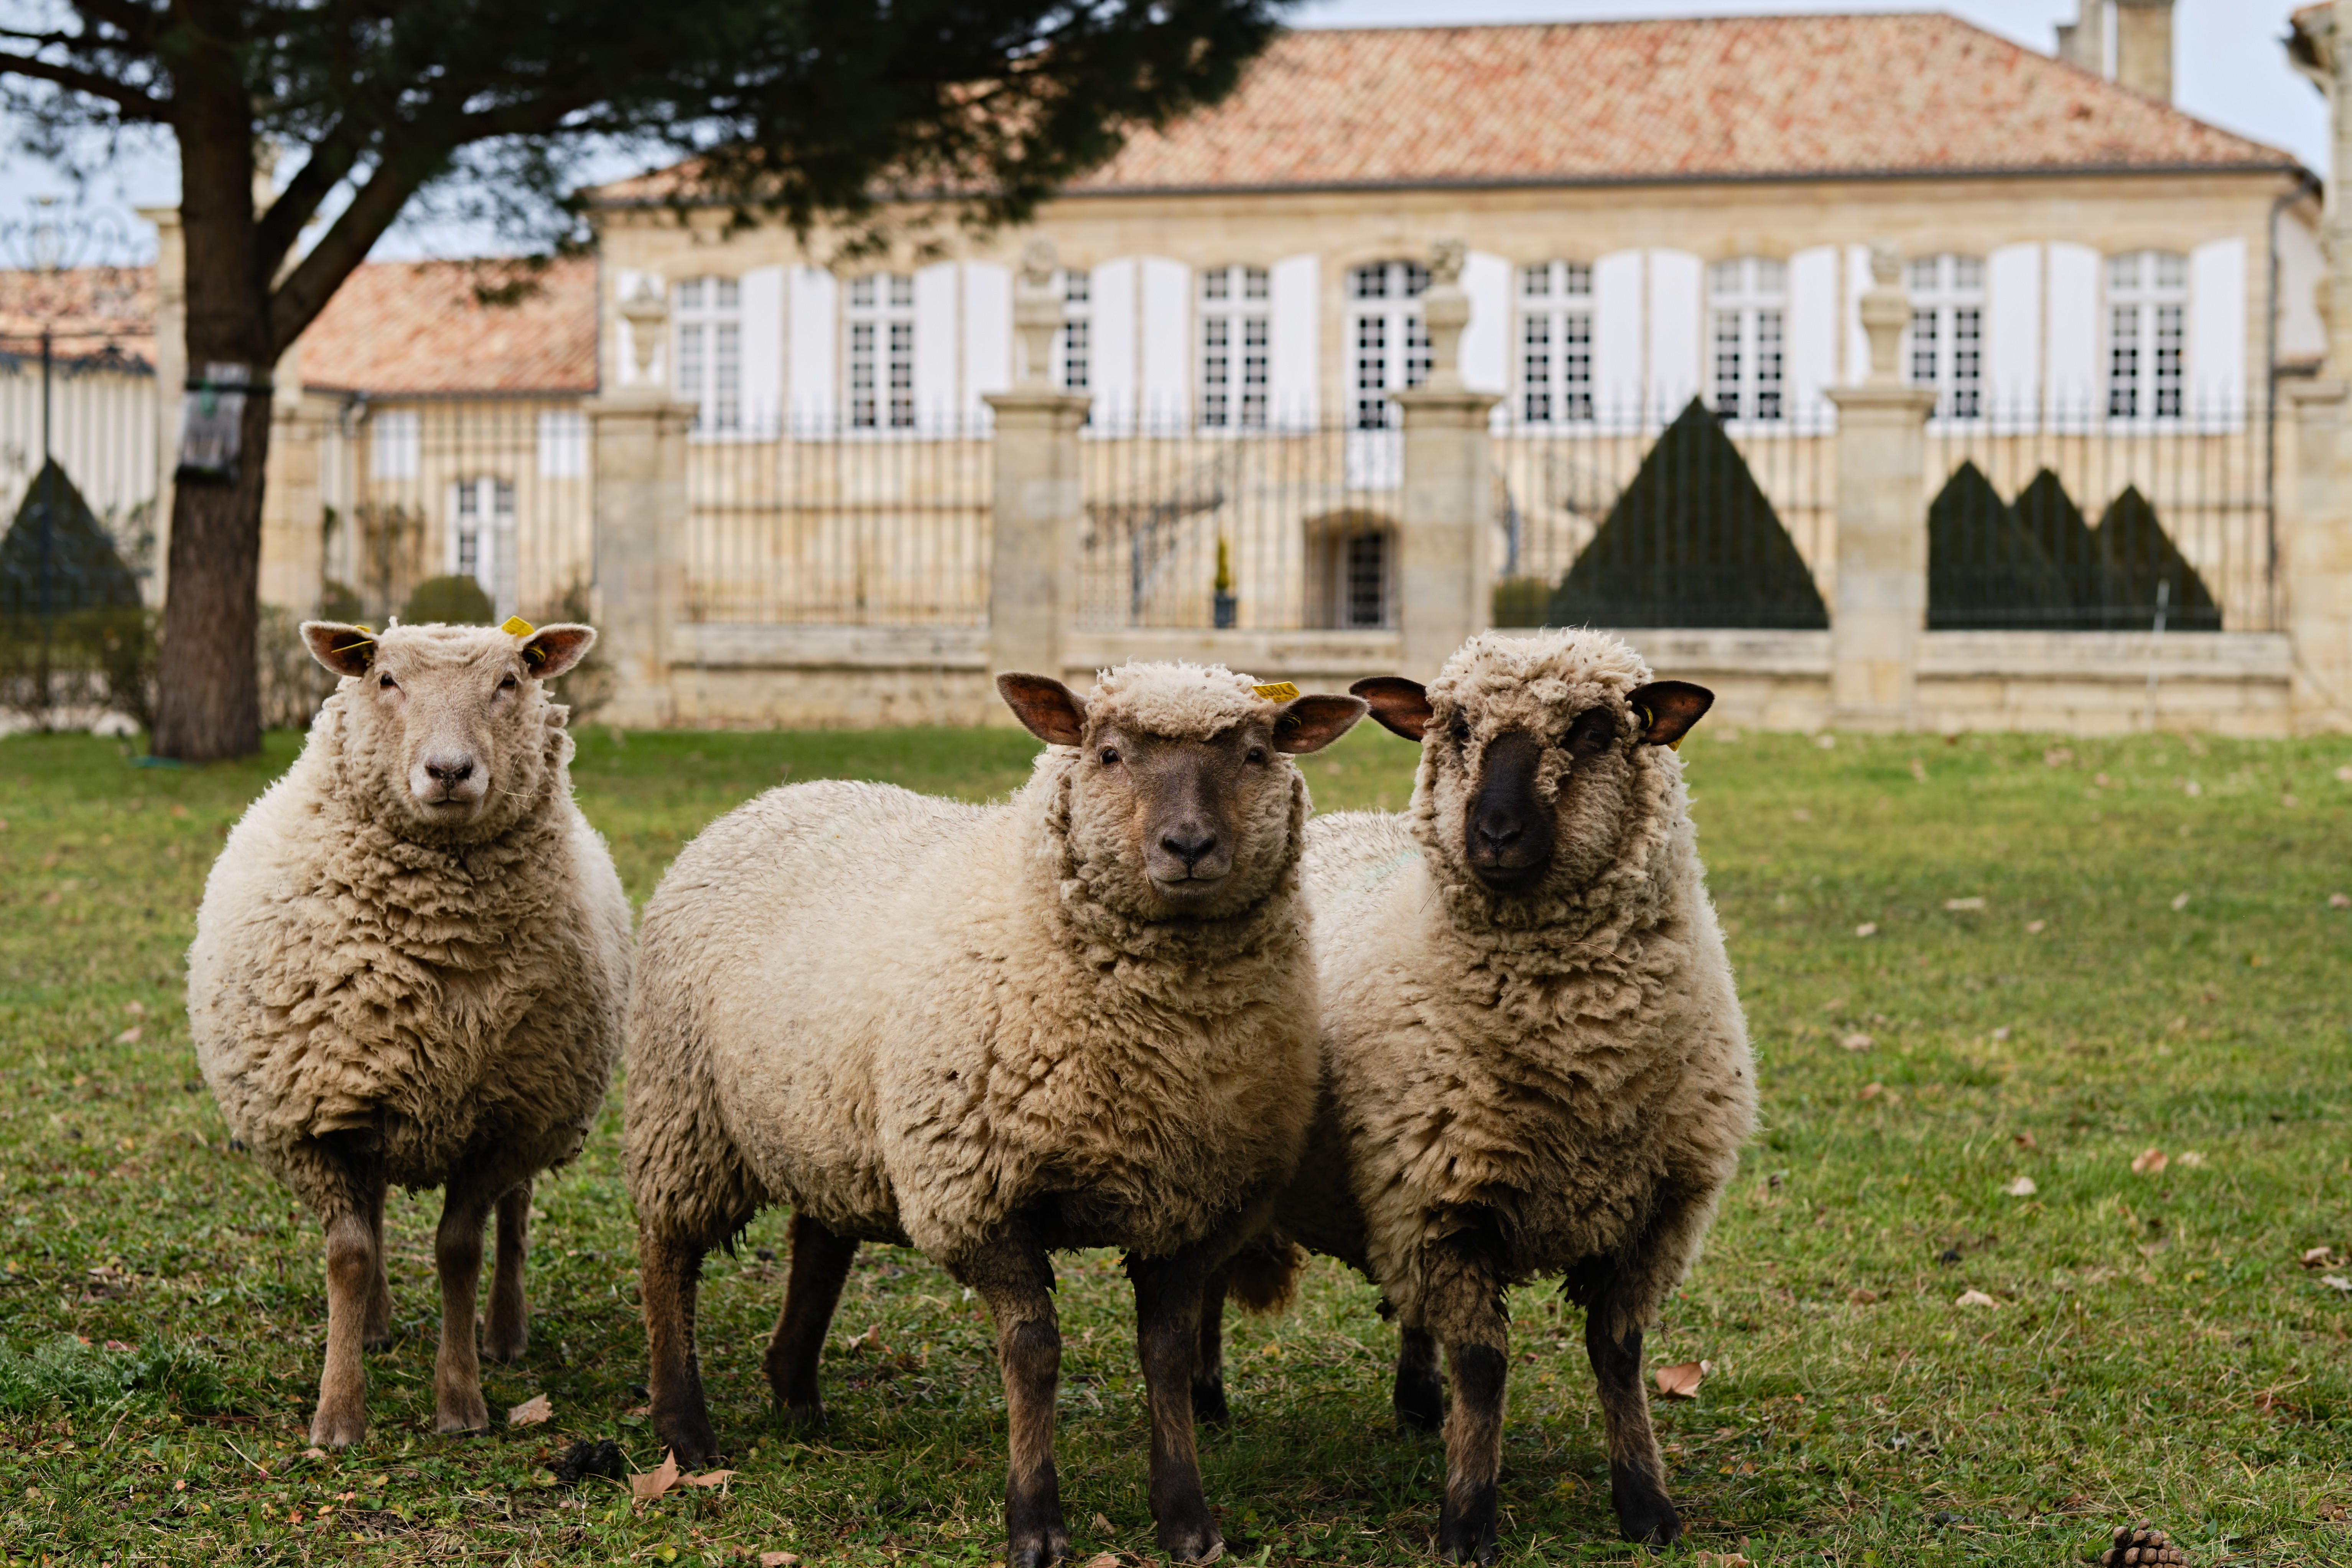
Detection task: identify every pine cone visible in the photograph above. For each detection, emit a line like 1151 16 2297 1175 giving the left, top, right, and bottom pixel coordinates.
2100 1522 2188 1566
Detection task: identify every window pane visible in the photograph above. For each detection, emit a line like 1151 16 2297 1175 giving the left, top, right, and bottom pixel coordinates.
1344 532 1385 627
714 278 739 310
1755 259 1786 299
2108 305 2139 418
1561 311 1592 421
1711 310 1743 419
1521 264 1550 298
1349 265 1386 300
1951 306 1982 419
1243 268 1269 299
1708 259 1741 297
1241 316 1269 425
2154 253 2186 290
1064 271 1089 303
888 274 913 309
1353 313 1387 428
1953 256 1984 292
1522 313 1552 423
676 278 703 310
1754 309 1783 420
1401 262 1430 298
2154 303 2184 418
676 322 704 405
713 321 740 429
1203 268 1229 301
1906 257 1938 293
849 276 875 309
1909 308 1938 391
1202 317 1231 428
1404 314 1432 388
1062 319 1090 392
1562 262 1592 296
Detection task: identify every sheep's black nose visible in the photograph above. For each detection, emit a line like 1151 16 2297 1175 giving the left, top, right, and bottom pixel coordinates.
425 756 475 785
1475 813 1522 854
1160 828 1218 870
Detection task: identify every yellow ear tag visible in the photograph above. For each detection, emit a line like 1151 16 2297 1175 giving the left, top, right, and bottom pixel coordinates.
502 616 535 637
331 624 375 656
1253 681 1300 702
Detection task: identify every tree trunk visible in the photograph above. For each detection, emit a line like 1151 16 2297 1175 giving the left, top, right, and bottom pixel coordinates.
150 46 272 763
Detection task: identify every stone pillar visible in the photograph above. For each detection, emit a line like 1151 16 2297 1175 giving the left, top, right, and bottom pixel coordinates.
137 205 184 609
984 240 1088 693
2284 379 2352 731
258 402 328 615
1825 246 1936 730
588 279 694 728
1391 239 1501 679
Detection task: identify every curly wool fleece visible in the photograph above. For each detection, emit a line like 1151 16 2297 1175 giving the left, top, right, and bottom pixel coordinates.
624 661 1323 1267
189 624 632 1211
1280 629 1756 1338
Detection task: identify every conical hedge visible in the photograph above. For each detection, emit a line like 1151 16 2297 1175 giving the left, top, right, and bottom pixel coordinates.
1927 461 2074 630
1546 398 1828 630
0 458 140 623
2092 485 2221 631
2011 469 2110 628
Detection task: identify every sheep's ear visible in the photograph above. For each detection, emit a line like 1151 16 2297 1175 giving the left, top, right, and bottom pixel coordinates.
1349 676 1432 741
997 673 1088 746
303 620 376 679
1274 694 1368 754
520 623 596 679
1628 681 1714 748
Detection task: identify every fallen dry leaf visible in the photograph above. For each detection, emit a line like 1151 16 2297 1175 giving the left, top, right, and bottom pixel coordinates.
1654 1360 1709 1398
2301 1246 2338 1269
1091 1514 1115 1535
760 1553 799 1566
2321 1275 2352 1294
1854 922 1878 938
2177 1150 2206 1168
1848 1288 1880 1305
2331 893 2350 910
2025 920 2046 935
1955 1289 2000 1308
1858 1083 1883 1102
2171 892 2191 911
629 1451 680 1504
1840 1033 1874 1052
2012 1130 2035 1148
125 1000 144 1017
623 1403 650 1418
1082 1556 1120 1568
2006 1177 2038 1198
113 1026 141 1045
2132 1148 2169 1176
1944 897 1985 912
1992 1026 2012 1041
681 1469 736 1489
508 1394 553 1427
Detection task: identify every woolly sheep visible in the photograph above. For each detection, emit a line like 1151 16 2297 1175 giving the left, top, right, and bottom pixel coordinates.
1198 629 1754 1559
623 663 1365 1567
189 619 630 1448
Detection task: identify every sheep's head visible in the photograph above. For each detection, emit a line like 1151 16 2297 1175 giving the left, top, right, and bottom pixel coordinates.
301 619 596 839
999 663 1365 920
1356 630 1711 902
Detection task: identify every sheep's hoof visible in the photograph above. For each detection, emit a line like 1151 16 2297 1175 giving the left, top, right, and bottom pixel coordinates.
309 1403 367 1450
1394 1378 1443 1433
1004 1534 1069 1568
776 1399 828 1436
435 1389 491 1436
1155 1510 1222 1563
362 1327 395 1353
1437 1489 1499 1564
1192 1377 1231 1427
654 1412 721 1468
483 1322 528 1364
1608 1468 1682 1546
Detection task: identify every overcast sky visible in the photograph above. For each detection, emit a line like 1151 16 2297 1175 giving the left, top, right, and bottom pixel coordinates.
0 0 2327 265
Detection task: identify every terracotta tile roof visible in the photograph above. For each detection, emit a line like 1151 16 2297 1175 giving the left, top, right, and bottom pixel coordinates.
0 266 157 369
592 14 2299 204
297 255 599 395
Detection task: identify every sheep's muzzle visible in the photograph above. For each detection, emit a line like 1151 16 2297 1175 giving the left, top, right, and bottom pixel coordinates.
1466 730 1553 892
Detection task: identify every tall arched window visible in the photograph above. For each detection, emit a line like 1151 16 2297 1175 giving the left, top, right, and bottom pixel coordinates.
1347 261 1431 430
673 276 741 431
2107 251 2186 420
1518 261 1594 424
1906 254 1985 420
1199 265 1269 428
846 273 916 429
449 476 516 617
1708 257 1786 422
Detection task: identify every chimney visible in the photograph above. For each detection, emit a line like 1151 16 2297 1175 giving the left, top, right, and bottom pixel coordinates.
2055 3 2103 74
2113 0 2174 101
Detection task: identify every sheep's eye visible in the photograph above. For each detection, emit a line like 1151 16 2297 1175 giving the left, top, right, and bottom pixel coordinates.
1562 709 1616 760
1246 745 1267 765
1099 747 1120 765
377 673 397 690
498 675 518 693
1448 715 1470 748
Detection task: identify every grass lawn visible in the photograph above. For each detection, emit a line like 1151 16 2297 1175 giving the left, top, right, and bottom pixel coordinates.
3 718 2350 1566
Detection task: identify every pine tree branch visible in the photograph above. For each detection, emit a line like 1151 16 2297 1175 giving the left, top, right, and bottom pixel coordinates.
0 49 171 119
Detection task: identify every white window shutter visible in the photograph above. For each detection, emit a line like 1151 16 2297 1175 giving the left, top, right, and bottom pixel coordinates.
1786 246 1839 426
2189 237 2247 426
913 262 960 431
1592 250 1644 424
787 266 838 427
1090 259 1138 432
1844 246 1872 386
1985 243 2043 429
1460 250 1512 399
1138 257 1190 426
2045 242 2100 421
963 261 1012 426
1646 248 1703 423
739 266 785 436
1268 253 1319 425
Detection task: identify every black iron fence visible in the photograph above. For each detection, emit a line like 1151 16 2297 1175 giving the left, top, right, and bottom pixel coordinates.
1925 398 2271 632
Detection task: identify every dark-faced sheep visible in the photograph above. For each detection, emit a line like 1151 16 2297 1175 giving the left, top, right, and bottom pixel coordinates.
1197 629 1754 1560
623 663 1364 1567
189 620 630 1447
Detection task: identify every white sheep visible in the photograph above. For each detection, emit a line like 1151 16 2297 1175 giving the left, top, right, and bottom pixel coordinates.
189 619 630 1448
1200 629 1754 1560
623 663 1364 1568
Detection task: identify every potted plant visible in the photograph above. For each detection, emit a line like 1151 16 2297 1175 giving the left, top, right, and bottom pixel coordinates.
1213 536 1238 629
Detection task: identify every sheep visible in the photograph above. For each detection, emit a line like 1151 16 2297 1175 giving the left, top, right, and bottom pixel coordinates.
622 663 1366 1567
189 619 631 1448
1196 629 1754 1560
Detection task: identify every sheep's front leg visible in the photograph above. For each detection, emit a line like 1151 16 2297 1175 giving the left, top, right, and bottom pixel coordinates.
362 1177 394 1351
1127 1251 1221 1561
763 1212 858 1430
641 1226 720 1465
431 1184 496 1435
1425 1241 1509 1565
1192 1265 1230 1427
313 1204 379 1447
1394 1323 1444 1432
1583 1282 1681 1545
957 1234 1068 1568
484 1181 531 1364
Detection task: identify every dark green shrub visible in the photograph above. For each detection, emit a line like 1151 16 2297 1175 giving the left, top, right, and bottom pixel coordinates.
401 573 495 625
